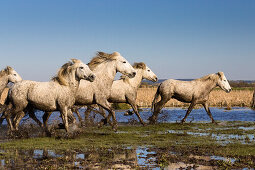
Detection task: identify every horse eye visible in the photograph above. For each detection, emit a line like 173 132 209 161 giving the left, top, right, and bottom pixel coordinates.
123 61 126 64
224 80 226 82
148 70 150 72
14 74 17 76
80 67 84 69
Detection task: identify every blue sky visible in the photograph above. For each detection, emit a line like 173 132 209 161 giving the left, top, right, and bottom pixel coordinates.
0 0 254 81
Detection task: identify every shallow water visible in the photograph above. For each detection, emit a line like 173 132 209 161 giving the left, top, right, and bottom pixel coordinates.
0 146 242 169
0 107 255 169
1 107 254 125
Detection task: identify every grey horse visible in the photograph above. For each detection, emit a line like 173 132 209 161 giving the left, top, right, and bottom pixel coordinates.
149 72 232 124
42 52 136 131
84 62 157 125
5 59 95 132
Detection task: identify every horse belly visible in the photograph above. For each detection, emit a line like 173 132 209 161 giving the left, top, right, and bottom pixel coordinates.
28 93 57 111
173 93 192 103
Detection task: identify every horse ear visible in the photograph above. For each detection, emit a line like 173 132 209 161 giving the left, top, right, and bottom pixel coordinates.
5 66 13 74
70 59 81 64
112 51 120 56
217 71 224 80
97 51 105 56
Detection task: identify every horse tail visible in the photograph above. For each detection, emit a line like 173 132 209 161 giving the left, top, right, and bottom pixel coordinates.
151 84 161 112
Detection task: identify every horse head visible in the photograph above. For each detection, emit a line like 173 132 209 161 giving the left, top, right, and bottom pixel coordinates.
5 66 22 83
71 59 95 82
216 71 232 93
113 52 136 78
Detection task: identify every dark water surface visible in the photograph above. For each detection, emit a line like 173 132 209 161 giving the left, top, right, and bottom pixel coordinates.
2 107 254 125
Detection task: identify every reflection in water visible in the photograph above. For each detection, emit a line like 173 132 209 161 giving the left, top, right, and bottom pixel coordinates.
0 147 246 169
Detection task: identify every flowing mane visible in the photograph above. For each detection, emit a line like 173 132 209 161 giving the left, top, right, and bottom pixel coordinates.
120 62 146 82
0 66 13 78
194 73 220 82
88 51 119 71
52 59 81 86
133 62 146 70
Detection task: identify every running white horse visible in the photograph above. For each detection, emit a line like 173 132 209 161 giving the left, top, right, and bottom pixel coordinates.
84 62 157 125
0 66 22 126
42 52 136 131
0 66 22 97
149 72 232 124
5 59 95 132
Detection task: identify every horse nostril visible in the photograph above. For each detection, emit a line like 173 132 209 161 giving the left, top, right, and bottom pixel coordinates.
155 77 158 81
89 74 95 80
132 72 136 77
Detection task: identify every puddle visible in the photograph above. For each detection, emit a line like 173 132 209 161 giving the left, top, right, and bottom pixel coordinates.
136 147 157 168
167 130 255 144
210 155 236 163
0 146 251 169
238 126 255 130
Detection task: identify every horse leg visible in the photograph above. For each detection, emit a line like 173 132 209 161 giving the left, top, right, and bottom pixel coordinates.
98 101 117 131
149 95 171 124
97 105 107 118
27 107 43 128
1 104 14 131
127 98 145 126
71 106 82 123
60 106 69 133
0 114 5 126
181 101 196 123
42 112 53 129
203 102 216 124
67 109 76 124
0 105 8 126
13 111 26 130
60 107 69 132
84 106 94 124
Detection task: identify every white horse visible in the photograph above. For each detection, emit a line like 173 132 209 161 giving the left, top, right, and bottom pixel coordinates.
0 66 22 96
84 62 157 125
0 66 22 126
5 59 95 132
42 52 136 131
149 72 232 124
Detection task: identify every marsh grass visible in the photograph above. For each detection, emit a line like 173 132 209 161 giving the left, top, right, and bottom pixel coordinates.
1 122 255 168
137 88 253 108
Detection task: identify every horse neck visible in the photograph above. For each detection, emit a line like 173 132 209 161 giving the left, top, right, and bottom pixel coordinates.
127 69 143 89
93 61 117 88
200 79 218 93
64 71 80 93
0 74 8 94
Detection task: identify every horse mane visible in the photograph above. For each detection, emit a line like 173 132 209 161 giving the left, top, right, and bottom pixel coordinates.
133 62 146 70
120 62 146 82
195 72 222 82
0 66 13 78
52 59 81 86
88 51 119 71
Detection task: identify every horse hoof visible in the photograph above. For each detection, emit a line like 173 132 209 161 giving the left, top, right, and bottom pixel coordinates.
212 121 218 125
112 124 118 132
58 123 65 129
97 122 104 128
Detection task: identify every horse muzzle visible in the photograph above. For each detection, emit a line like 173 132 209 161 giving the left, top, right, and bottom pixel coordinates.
226 88 232 93
152 77 158 82
86 74 96 82
127 72 136 78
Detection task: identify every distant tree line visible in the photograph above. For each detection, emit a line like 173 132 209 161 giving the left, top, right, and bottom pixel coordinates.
228 81 255 88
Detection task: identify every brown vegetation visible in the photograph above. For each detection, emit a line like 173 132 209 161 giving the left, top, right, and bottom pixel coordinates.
136 87 253 108
252 88 255 109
